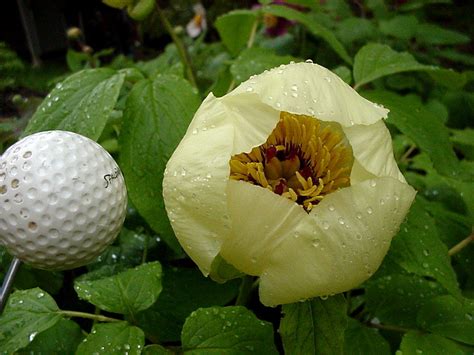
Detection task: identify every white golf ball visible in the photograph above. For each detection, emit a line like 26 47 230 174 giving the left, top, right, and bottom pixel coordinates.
0 130 127 270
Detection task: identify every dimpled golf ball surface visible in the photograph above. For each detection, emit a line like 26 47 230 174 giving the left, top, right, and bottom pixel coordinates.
0 131 127 270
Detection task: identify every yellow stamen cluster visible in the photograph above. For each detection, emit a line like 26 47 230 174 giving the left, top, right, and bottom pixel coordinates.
230 112 354 212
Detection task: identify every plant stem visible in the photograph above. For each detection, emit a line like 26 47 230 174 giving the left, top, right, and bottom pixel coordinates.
235 275 255 306
58 310 121 323
246 18 259 49
155 2 197 88
400 144 416 164
142 234 149 264
367 321 412 333
449 230 474 256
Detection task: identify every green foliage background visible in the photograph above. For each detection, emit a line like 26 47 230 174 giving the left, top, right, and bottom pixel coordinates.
1 0 473 353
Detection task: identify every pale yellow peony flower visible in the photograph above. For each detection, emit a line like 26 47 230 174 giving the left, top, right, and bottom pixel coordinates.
162 62 416 306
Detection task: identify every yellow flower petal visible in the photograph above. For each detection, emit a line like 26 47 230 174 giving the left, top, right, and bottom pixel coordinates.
163 95 233 274
258 177 416 306
220 180 306 276
344 120 406 183
227 62 389 127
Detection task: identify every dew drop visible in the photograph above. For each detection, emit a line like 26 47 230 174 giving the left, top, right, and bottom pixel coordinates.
312 238 320 247
423 249 429 256
291 84 298 91
338 217 345 225
305 59 313 63
192 128 198 135
356 212 363 219
246 87 254 92
370 180 377 187
328 204 335 212
291 92 298 98
366 207 373 215
324 77 331 83
322 221 330 230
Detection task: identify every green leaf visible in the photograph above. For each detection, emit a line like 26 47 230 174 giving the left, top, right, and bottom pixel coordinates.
336 18 376 45
143 344 174 354
210 254 244 283
332 66 352 84
280 295 348 355
344 319 390 355
215 10 258 57
428 68 472 90
363 90 462 179
408 153 474 220
87 228 153 271
76 322 144 355
74 261 162 315
387 198 460 297
230 47 296 85
263 4 352 64
353 43 433 87
136 44 183 78
21 319 84 353
11 264 63 295
398 0 451 11
119 74 200 253
66 49 90 72
451 128 474 160
399 331 465 355
365 273 445 327
135 266 239 342
0 288 62 353
181 306 278 354
417 295 474 345
379 15 418 40
24 68 125 140
416 23 470 45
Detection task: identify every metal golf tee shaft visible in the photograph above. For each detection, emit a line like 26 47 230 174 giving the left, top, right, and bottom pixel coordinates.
0 257 21 313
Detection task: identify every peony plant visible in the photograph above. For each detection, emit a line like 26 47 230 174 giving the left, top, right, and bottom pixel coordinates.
163 62 416 306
